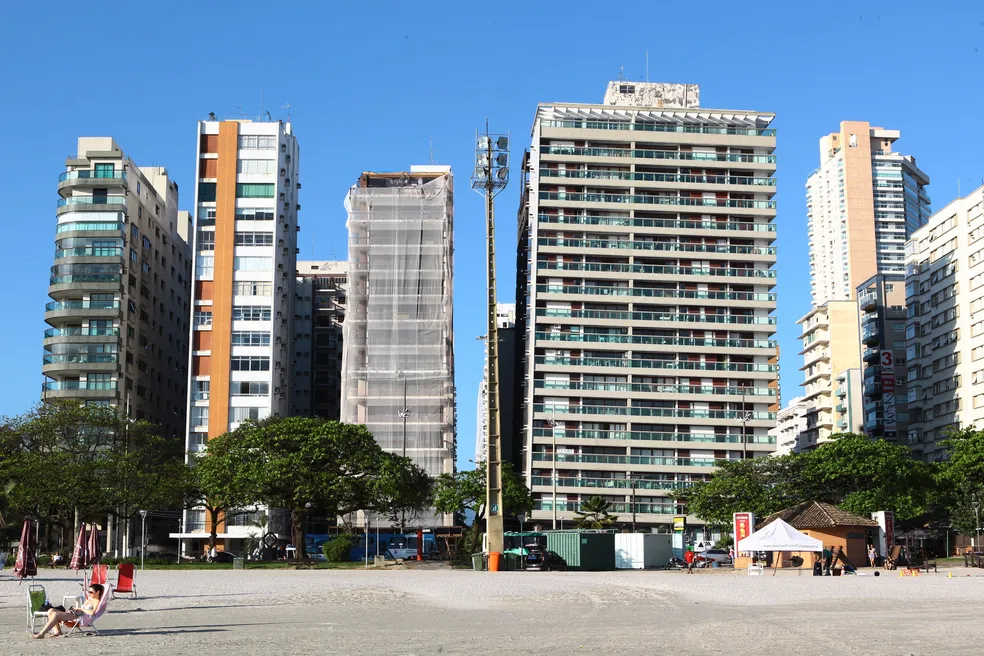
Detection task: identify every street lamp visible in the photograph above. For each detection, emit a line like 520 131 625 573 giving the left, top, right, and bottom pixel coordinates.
545 410 558 530
972 499 981 550
138 510 148 571
736 393 753 460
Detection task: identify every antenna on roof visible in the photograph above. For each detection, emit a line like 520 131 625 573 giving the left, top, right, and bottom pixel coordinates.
617 65 625 81
234 106 246 119
281 104 291 123
645 51 649 82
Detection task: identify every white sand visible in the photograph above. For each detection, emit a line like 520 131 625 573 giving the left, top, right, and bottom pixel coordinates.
2 566 982 655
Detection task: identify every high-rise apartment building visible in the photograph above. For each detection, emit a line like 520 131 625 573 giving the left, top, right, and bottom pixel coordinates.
291 260 346 419
796 300 861 450
856 273 909 441
770 396 812 456
341 166 456 518
515 81 778 529
904 184 984 460
45 137 192 437
476 303 519 467
185 119 300 451
806 121 931 306
833 368 864 435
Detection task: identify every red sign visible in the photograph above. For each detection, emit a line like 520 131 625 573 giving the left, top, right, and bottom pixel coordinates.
881 373 895 393
884 511 894 549
733 512 754 550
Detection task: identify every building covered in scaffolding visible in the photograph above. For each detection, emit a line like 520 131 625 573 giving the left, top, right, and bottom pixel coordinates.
341 166 456 525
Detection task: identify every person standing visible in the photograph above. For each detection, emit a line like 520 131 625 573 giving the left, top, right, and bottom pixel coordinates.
868 544 877 568
822 545 833 575
684 548 695 574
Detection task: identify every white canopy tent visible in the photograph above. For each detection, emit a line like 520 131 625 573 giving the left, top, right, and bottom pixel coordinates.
737 519 822 575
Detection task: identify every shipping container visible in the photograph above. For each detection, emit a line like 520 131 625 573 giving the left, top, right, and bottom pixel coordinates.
545 530 616 571
615 533 672 569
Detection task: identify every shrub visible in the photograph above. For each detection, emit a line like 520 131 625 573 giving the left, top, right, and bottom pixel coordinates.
322 534 359 563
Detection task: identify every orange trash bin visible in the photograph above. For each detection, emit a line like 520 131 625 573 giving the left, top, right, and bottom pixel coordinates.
488 552 503 572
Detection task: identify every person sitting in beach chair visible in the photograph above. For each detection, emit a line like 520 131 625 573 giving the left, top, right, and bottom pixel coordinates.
32 583 107 638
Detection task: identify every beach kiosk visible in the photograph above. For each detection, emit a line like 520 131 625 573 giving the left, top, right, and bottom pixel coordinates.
737 518 822 575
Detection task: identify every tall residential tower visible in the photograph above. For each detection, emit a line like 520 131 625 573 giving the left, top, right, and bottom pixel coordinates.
516 81 778 530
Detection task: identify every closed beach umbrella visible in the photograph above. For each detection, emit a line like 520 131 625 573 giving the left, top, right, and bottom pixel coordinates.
13 519 37 580
70 523 88 571
86 523 102 567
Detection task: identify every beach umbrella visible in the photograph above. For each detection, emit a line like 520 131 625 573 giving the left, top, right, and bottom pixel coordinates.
13 519 37 580
86 523 102 567
70 523 88 571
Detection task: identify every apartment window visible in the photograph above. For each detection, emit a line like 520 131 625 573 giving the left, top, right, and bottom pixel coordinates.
130 249 137 263
197 230 215 251
190 406 209 428
236 183 275 198
231 381 269 396
230 406 263 422
198 182 217 203
193 310 213 326
230 356 270 371
231 331 271 346
196 255 214 277
238 135 276 150
232 306 272 321
235 209 276 221
192 380 210 401
234 232 274 247
232 281 273 296
237 159 276 175
233 256 272 271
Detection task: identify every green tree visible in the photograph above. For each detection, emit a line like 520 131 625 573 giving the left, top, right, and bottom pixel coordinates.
231 417 430 559
432 461 533 550
938 427 984 535
574 495 618 529
190 429 256 553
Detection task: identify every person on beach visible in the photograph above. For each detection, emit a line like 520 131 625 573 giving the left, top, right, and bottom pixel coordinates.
32 584 103 638
684 549 695 574
868 544 877 568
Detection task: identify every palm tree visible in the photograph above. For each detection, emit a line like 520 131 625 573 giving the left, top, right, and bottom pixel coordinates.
574 496 618 529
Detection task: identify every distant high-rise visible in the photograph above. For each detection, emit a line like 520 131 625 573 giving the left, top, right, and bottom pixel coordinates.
291 260 346 419
341 166 456 522
44 137 191 438
806 121 930 306
515 81 778 530
476 303 517 466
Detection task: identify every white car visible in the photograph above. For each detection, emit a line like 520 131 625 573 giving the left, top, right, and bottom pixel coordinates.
700 549 732 563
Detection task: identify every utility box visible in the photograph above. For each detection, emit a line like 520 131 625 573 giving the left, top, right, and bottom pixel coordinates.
615 533 672 569
545 531 615 571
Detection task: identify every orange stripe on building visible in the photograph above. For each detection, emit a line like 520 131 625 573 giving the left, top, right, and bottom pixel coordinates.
208 121 239 439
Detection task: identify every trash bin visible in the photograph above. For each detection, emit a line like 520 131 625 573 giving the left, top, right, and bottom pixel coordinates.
472 552 485 572
233 558 245 570
504 552 522 571
489 552 503 572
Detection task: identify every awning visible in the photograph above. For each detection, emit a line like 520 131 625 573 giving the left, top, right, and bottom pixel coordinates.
737 518 823 552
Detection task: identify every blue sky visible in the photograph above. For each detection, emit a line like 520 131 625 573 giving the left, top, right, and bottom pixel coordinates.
1 1 982 471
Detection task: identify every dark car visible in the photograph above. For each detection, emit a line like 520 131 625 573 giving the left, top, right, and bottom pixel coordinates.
209 551 236 563
525 549 567 571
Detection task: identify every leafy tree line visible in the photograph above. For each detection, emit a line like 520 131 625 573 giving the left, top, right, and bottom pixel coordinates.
677 431 984 534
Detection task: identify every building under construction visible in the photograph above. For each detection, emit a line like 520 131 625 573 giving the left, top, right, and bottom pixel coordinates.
341 166 456 525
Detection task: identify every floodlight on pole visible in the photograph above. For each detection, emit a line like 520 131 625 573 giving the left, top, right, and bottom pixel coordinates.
471 121 509 561
138 510 148 571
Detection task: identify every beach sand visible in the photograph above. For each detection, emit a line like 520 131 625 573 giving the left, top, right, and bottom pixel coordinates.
3 566 981 655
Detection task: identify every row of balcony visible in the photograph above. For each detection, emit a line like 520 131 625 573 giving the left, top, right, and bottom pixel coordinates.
54 247 124 259
532 452 717 467
43 327 119 338
43 381 117 391
539 191 776 210
537 260 776 279
43 354 118 365
540 119 776 137
529 428 776 444
533 501 681 515
539 169 775 187
536 285 775 303
533 332 776 350
533 380 775 397
57 196 127 208
536 308 776 326
538 214 775 233
45 300 120 312
538 238 776 256
535 355 776 373
530 477 694 491
50 274 122 286
542 146 776 164
534 403 776 421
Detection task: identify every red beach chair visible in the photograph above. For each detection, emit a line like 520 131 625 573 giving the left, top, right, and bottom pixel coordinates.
113 563 137 599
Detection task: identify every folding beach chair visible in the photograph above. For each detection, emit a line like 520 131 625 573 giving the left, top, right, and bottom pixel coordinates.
90 563 109 586
63 584 112 637
113 563 137 599
27 584 48 633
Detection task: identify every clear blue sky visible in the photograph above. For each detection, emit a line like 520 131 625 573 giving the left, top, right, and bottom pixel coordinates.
1 1 982 471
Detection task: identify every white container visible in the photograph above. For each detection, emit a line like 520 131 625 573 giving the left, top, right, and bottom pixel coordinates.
615 533 672 569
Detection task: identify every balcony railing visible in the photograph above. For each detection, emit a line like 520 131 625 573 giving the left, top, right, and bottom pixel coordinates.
44 381 117 391
57 196 127 208
536 284 776 303
530 476 695 491
538 214 776 232
537 237 776 256
43 354 118 365
541 146 776 163
538 169 776 187
533 452 718 467
536 308 777 326
533 403 776 420
43 327 119 338
539 119 776 137
45 300 120 311
58 170 127 182
537 260 777 279
533 332 776 350
54 247 124 259
530 428 776 444
539 191 776 210
534 500 682 514
49 274 122 285
535 355 777 373
533 380 775 397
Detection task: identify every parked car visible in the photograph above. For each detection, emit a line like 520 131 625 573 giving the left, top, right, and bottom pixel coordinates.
700 549 732 564
525 549 568 571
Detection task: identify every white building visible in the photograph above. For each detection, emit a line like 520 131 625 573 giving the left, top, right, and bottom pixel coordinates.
770 396 813 456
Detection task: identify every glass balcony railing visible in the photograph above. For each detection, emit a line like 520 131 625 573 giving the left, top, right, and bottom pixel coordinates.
539 191 777 210
530 477 695 491
539 119 776 137
45 300 120 311
538 214 776 232
536 284 776 303
54 247 124 259
44 380 117 391
533 332 776 349
538 169 776 186
541 145 777 164
43 354 118 365
532 452 718 467
50 274 122 285
537 259 777 278
536 308 777 326
43 327 119 338
533 380 775 396
533 403 775 420
534 355 776 373
529 428 776 444
58 170 127 182
534 500 682 515
537 237 776 256
57 196 127 208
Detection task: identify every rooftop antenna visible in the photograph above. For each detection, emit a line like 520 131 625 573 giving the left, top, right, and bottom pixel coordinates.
645 51 649 82
261 88 265 121
234 105 246 119
617 65 625 81
281 104 292 123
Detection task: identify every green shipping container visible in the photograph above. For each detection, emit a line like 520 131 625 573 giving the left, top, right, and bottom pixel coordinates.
545 531 616 571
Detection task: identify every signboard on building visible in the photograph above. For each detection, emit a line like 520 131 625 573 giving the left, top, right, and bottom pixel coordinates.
673 516 687 533
733 512 755 551
871 510 895 556
880 351 897 435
